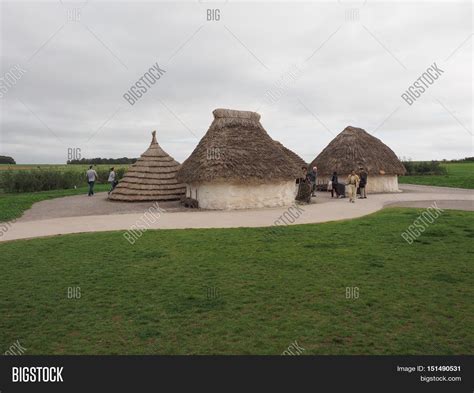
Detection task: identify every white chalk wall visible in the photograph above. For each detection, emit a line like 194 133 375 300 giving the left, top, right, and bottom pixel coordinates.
320 175 400 193
365 175 400 193
186 181 297 210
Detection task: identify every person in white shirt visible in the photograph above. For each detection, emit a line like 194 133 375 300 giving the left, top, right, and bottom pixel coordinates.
108 167 117 194
86 165 99 196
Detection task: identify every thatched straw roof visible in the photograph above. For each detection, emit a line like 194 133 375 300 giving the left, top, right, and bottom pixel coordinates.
310 126 406 176
274 141 307 168
177 109 302 184
109 131 185 201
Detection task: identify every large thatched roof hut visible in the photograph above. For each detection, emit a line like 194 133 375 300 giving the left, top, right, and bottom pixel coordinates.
177 108 301 209
310 126 406 193
109 131 185 201
274 140 307 169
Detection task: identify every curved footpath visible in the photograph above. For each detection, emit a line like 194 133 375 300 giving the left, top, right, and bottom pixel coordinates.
0 184 472 242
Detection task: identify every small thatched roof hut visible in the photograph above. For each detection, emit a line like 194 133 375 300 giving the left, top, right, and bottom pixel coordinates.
310 126 406 192
177 108 301 209
109 131 185 201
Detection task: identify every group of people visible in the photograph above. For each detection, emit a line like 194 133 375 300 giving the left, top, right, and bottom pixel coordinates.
297 165 368 204
297 166 318 197
329 167 368 203
85 165 118 196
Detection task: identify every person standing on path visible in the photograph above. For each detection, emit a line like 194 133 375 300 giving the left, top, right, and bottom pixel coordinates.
108 167 117 194
358 167 368 199
308 166 317 197
346 170 360 203
331 171 339 198
86 165 99 196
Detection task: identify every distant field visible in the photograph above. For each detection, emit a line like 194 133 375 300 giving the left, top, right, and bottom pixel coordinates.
400 163 474 189
0 164 130 195
0 164 130 172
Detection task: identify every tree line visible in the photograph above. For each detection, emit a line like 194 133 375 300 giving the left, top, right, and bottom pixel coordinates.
66 157 137 165
0 155 16 164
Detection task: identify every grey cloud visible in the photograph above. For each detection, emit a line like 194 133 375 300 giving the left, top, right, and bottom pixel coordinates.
1 1 471 164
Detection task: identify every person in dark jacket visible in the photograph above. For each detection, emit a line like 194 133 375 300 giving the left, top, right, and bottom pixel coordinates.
358 167 368 199
296 166 312 203
297 166 307 184
331 171 338 198
307 166 317 197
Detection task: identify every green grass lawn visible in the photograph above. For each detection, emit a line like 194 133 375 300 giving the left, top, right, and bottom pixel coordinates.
0 208 472 355
400 162 474 189
0 184 109 222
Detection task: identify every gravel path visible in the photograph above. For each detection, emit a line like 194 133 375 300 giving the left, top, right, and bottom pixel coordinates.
18 193 186 222
1 184 472 242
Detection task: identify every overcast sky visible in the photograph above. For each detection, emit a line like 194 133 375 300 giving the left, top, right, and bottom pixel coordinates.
1 0 472 164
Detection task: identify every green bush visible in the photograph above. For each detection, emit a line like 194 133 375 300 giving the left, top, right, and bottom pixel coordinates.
402 161 448 176
0 170 84 193
0 168 126 193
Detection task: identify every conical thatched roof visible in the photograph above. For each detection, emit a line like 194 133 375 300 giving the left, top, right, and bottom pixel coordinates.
109 131 185 201
177 109 302 184
310 126 406 176
274 141 307 168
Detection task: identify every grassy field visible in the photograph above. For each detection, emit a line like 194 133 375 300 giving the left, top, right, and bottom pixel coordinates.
0 164 130 172
400 162 474 189
0 184 109 222
0 208 472 355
